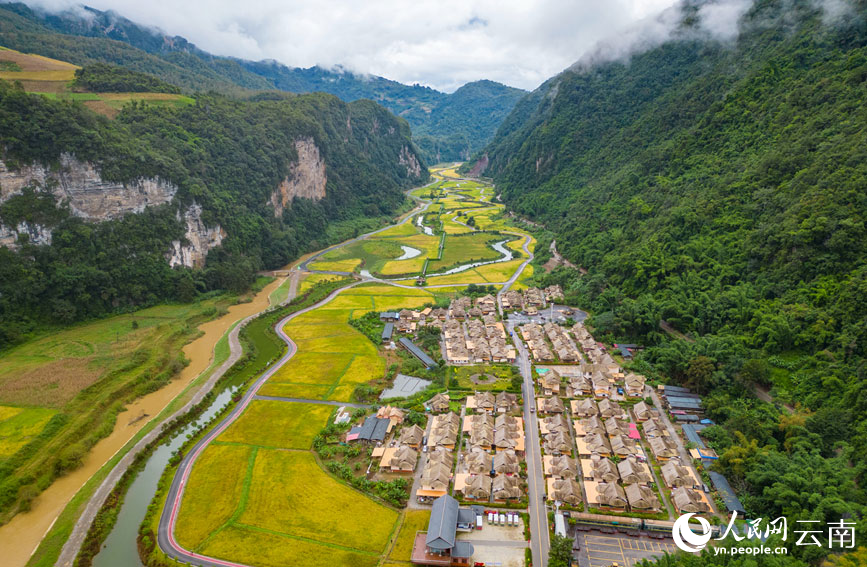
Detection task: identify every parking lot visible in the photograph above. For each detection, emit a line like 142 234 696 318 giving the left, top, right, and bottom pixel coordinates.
575 532 679 567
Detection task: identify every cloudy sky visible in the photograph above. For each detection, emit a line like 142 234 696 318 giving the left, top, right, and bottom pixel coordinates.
27 0 700 92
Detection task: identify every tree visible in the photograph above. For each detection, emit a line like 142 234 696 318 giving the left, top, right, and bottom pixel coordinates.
548 534 573 567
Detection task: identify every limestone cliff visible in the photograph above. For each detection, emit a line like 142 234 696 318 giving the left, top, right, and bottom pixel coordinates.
0 153 177 220
0 221 52 248
268 138 327 217
168 204 226 269
399 145 422 179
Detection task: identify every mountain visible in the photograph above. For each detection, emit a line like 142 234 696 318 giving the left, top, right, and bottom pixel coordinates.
0 80 426 349
473 0 867 557
410 79 528 164
0 2 525 162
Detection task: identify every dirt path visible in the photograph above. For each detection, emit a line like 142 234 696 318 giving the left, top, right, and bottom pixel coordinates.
0 278 283 567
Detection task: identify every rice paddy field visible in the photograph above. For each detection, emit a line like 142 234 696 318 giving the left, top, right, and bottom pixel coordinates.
428 232 504 272
166 165 540 567
175 403 397 567
387 509 431 562
0 296 235 525
0 46 194 118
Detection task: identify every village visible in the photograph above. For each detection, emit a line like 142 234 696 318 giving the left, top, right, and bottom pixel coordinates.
323 286 743 567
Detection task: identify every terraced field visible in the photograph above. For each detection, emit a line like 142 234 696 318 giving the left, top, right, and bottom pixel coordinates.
0 46 193 117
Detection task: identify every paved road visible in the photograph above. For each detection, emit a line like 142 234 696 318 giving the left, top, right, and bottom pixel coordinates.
513 327 550 567
153 173 543 567
157 280 365 567
55 289 294 567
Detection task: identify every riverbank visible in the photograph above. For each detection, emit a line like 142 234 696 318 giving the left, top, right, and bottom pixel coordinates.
2 278 282 567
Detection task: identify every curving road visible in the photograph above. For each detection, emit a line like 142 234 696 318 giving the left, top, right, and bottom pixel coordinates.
57 303 288 566
150 173 538 567
158 280 365 567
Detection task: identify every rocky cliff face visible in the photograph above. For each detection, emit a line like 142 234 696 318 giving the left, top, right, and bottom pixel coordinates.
0 154 177 219
399 145 422 179
268 138 327 217
168 204 225 269
0 154 225 268
0 221 52 248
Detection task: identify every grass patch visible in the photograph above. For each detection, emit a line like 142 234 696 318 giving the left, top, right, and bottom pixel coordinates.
453 364 519 391
0 406 56 458
218 400 332 449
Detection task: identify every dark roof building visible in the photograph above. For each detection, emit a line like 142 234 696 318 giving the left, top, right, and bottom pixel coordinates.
347 416 390 443
666 397 704 412
708 471 746 516
399 337 438 369
380 311 399 321
681 424 707 448
382 323 394 342
413 495 475 565
673 413 700 423
662 384 693 394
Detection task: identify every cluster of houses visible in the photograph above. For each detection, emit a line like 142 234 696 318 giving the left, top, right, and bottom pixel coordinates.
441 297 516 365
518 323 554 361
347 406 421 476
519 321 616 364
500 286 560 315
417 411 461 502
544 322 582 362
455 392 525 503
527 357 715 515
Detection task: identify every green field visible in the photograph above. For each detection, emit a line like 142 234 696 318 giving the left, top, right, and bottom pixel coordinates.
0 406 56 458
427 232 502 272
0 297 234 522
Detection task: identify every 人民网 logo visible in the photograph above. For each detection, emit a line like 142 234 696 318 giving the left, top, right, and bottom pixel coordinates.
673 513 713 552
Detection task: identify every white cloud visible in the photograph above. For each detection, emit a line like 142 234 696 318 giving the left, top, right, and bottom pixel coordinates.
25 0 681 91
698 0 753 41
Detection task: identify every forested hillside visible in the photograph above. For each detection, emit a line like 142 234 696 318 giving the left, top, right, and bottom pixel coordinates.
478 0 867 561
0 2 524 162
0 81 426 349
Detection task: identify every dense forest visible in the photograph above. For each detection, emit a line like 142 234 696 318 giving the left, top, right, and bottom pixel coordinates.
0 81 426 349
478 0 867 563
0 2 524 162
72 62 181 93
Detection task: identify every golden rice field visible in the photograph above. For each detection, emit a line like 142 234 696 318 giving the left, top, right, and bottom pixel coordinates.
172 167 539 567
217 400 333 449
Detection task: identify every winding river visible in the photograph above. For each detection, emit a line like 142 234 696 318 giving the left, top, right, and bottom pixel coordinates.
396 245 422 260
61 177 528 567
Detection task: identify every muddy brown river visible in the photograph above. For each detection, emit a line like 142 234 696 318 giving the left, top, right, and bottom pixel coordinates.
0 277 283 567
